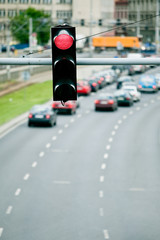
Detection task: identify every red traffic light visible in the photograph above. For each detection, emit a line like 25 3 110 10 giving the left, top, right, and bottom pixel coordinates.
54 34 73 50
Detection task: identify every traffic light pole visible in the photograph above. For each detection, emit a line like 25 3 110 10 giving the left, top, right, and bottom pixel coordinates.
0 58 160 65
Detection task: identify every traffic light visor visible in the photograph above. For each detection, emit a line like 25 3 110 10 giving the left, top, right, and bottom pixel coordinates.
54 34 73 50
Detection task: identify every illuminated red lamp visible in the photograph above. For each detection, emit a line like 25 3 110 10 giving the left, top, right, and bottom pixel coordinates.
54 34 73 50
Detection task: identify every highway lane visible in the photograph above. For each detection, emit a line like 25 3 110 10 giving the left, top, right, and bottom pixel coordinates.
100 97 160 240
1 70 160 239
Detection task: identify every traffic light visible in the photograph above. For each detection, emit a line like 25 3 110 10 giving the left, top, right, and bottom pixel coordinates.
98 19 102 26
51 24 77 103
80 19 85 26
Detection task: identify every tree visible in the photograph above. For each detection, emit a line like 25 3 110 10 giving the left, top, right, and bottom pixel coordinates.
10 8 51 45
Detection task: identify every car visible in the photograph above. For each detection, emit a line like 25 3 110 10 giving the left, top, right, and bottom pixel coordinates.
127 53 146 73
154 73 160 89
126 65 135 75
87 78 99 92
116 76 135 89
122 85 141 102
114 90 134 106
52 100 77 114
28 105 57 127
77 80 91 95
94 93 118 111
138 75 158 93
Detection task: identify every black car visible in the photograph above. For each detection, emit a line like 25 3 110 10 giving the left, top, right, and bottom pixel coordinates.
28 105 57 127
114 90 134 106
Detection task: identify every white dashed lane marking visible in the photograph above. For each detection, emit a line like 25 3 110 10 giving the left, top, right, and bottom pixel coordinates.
106 145 111 150
64 124 69 128
39 151 44 157
15 188 21 196
0 228 3 237
114 125 119 130
108 137 113 143
46 143 51 148
58 129 63 134
104 153 109 159
23 173 30 181
101 163 106 170
99 191 104 198
32 162 37 168
52 136 57 141
111 131 116 136
103 229 109 239
70 118 75 123
99 208 104 216
118 120 122 124
100 176 104 182
123 115 127 119
6 206 13 215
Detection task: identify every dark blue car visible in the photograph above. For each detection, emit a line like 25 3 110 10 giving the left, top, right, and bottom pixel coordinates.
138 75 158 93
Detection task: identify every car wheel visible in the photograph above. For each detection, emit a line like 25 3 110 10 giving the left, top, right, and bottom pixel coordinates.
28 122 32 127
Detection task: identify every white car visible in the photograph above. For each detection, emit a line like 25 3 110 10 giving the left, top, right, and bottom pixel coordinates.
127 53 146 73
122 85 141 102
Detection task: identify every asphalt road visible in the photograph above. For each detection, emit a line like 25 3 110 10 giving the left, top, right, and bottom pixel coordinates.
0 68 160 240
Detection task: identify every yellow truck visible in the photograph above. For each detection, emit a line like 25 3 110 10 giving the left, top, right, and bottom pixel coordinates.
92 36 141 52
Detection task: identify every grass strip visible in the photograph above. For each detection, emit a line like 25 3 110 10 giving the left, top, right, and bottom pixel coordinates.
0 80 52 126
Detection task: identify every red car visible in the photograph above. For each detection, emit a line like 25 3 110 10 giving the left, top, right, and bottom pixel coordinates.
52 101 77 114
77 80 91 95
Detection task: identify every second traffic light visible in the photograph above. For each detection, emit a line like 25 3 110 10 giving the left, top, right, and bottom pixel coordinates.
51 25 77 103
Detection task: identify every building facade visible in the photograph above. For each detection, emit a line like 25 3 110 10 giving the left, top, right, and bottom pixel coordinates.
128 0 158 42
0 0 115 43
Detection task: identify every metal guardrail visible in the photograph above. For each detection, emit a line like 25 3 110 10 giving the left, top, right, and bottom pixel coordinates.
0 58 160 65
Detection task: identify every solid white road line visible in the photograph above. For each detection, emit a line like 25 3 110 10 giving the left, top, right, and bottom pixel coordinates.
15 188 21 196
0 228 3 237
103 229 109 239
32 162 37 168
23 173 30 181
6 206 13 215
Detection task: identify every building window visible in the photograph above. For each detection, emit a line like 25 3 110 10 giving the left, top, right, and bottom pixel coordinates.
0 9 5 17
56 10 72 19
56 0 72 3
8 10 17 17
43 0 52 4
20 0 29 3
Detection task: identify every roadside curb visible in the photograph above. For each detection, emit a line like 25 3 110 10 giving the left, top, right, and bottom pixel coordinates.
0 112 28 139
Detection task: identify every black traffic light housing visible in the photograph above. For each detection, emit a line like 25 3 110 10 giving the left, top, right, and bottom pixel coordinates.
51 24 77 103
